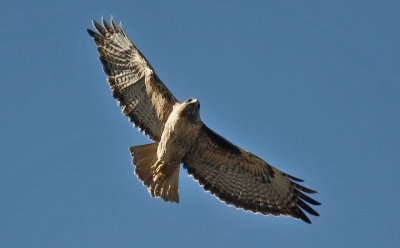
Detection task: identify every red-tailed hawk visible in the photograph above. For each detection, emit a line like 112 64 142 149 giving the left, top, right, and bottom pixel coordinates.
88 17 320 223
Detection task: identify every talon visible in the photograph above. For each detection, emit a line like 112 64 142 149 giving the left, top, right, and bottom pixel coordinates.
154 173 165 182
155 166 162 174
152 161 164 174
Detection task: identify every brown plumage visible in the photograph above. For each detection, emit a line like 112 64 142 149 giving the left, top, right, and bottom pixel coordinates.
88 17 320 223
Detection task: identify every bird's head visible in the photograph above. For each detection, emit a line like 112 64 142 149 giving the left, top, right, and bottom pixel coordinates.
180 98 201 123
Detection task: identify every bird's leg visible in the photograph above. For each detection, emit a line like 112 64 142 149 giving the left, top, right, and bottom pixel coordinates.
151 160 166 182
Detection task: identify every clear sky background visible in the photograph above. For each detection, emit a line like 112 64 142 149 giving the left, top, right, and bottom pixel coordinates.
1 1 399 247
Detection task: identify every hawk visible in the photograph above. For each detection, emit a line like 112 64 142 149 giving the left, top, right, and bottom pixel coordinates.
88 17 320 223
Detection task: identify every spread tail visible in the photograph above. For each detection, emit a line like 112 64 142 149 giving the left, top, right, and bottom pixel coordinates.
129 143 180 203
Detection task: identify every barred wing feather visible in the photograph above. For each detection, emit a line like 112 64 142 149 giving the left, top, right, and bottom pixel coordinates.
88 18 178 141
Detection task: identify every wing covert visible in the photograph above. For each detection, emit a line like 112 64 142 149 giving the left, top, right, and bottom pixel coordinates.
88 17 178 141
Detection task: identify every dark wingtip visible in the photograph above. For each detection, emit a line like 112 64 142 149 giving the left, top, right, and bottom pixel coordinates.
92 19 107 36
298 199 319 217
102 16 113 33
284 173 304 182
87 28 97 37
119 22 127 36
295 189 321 206
110 17 119 32
294 207 312 224
293 181 318 194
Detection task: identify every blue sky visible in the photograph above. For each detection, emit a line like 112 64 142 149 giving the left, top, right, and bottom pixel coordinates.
1 0 399 247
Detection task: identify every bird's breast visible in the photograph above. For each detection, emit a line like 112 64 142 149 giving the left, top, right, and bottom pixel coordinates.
156 110 202 162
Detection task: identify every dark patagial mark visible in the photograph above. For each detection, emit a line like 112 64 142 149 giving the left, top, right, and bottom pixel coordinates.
202 125 241 154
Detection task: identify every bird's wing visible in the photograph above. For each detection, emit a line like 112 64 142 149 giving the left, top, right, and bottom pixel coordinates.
183 125 320 223
88 18 178 141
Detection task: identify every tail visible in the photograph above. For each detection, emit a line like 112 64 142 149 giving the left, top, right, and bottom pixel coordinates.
129 143 180 203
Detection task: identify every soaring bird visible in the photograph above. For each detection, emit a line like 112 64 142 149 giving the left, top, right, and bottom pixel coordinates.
88 17 320 223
